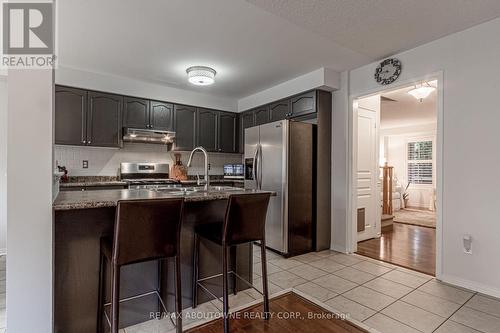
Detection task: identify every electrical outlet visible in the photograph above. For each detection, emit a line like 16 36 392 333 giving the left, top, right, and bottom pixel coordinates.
463 234 472 254
208 163 211 170
82 160 89 169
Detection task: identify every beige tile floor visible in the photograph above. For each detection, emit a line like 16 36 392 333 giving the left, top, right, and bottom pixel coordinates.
1 250 500 333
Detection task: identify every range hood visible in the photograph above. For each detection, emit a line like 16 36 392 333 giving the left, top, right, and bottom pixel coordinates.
123 128 175 146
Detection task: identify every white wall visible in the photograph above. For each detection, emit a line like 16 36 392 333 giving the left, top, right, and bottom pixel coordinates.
0 78 6 255
381 123 437 209
7 69 53 332
331 71 349 252
333 17 500 297
55 145 242 177
238 67 340 111
56 66 238 112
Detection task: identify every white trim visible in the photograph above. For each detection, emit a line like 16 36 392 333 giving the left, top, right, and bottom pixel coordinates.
348 71 444 279
440 274 500 300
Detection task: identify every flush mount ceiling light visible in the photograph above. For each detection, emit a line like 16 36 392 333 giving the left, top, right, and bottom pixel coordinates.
186 66 216 86
408 82 436 102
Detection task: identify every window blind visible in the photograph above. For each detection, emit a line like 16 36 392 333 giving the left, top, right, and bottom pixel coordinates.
407 140 433 185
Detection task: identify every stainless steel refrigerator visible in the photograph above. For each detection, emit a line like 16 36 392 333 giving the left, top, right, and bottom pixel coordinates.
244 119 314 256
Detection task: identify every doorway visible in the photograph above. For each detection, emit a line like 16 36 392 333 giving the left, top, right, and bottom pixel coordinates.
352 80 439 276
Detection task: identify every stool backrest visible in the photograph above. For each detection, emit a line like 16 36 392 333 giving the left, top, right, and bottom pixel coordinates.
223 193 271 245
113 198 184 266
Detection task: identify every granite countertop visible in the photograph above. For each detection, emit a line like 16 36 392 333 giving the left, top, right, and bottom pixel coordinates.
60 181 128 188
179 179 244 184
53 188 274 211
60 176 243 188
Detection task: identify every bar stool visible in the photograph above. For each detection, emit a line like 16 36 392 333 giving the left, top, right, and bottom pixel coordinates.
97 198 184 333
192 193 271 333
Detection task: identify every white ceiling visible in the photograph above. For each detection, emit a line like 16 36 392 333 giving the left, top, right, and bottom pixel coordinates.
57 0 368 98
58 0 500 99
380 81 437 129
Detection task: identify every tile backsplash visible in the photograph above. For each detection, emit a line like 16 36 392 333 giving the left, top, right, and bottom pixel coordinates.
55 143 243 177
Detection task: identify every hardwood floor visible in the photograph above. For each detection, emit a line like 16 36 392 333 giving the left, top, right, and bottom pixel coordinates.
186 292 367 333
356 222 436 276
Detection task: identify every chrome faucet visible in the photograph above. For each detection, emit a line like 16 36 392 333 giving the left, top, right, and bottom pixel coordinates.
187 146 210 190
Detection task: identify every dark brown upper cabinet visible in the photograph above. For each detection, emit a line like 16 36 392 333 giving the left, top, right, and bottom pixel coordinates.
123 98 174 131
55 86 88 146
123 97 149 129
218 111 238 153
87 92 123 147
197 108 218 152
174 105 197 151
270 99 290 122
239 110 256 153
254 106 270 125
150 101 174 131
290 91 316 118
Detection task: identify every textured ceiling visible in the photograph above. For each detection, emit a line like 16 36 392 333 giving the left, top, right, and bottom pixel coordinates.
246 0 500 59
58 0 500 99
57 0 369 98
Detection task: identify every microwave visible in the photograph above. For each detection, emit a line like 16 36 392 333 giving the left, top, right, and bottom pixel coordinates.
224 163 244 179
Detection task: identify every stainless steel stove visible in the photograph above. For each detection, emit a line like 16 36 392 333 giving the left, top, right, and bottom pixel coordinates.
120 162 181 190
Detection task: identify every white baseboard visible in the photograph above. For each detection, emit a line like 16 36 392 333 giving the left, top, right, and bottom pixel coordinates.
440 274 500 299
331 244 348 253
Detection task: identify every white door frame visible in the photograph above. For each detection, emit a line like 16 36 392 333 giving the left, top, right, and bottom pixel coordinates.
347 71 444 279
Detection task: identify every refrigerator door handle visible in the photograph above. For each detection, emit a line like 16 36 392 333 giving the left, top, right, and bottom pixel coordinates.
252 145 259 188
258 144 263 189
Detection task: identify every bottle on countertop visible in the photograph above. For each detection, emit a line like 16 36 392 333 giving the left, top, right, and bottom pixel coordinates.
170 153 188 181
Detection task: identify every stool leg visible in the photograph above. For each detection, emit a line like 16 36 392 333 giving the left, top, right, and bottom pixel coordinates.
97 253 105 333
175 255 183 333
222 245 230 333
231 246 237 295
110 264 120 333
157 259 163 318
192 233 199 309
260 240 270 320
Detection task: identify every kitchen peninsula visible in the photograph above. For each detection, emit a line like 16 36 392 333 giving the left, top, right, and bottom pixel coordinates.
53 187 273 333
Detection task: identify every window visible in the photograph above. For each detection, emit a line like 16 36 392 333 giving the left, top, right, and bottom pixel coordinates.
407 140 433 185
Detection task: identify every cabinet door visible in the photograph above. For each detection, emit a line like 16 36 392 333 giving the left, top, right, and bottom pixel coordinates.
150 101 174 131
123 97 149 129
270 99 290 122
55 86 87 145
174 105 197 151
290 91 316 118
197 108 218 152
218 112 238 153
87 92 123 147
254 106 270 125
239 111 255 153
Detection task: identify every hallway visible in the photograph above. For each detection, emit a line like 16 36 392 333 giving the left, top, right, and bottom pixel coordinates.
356 223 436 276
